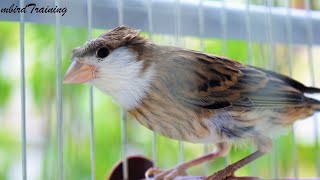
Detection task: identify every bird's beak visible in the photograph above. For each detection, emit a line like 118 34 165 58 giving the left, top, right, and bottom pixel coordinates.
63 61 96 84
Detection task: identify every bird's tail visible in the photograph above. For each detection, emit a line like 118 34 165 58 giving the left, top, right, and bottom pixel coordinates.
304 87 320 111
304 86 320 94
311 100 320 111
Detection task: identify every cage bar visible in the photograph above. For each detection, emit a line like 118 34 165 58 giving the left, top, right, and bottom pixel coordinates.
198 0 209 176
55 0 64 179
221 0 227 57
285 0 298 178
245 0 253 66
19 0 27 179
174 0 185 164
147 0 158 168
198 0 204 52
245 0 257 176
117 0 129 179
121 109 128 180
89 86 95 180
86 0 96 179
266 0 275 70
1 0 320 44
265 0 279 178
220 0 230 166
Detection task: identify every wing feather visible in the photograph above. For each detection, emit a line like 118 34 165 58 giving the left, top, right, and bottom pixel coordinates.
162 50 306 110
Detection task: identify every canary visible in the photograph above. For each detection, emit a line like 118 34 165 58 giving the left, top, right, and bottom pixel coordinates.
64 26 320 180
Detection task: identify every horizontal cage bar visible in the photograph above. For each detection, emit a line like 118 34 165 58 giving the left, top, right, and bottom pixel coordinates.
1 0 320 44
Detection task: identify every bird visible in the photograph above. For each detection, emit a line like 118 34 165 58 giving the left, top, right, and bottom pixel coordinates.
63 26 320 180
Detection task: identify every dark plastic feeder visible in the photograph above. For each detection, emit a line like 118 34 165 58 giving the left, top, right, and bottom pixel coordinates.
108 155 153 180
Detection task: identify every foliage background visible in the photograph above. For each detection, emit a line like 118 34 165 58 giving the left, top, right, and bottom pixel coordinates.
0 0 320 179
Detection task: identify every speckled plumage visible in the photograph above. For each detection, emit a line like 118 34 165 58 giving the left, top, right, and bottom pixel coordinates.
66 26 320 180
128 46 319 145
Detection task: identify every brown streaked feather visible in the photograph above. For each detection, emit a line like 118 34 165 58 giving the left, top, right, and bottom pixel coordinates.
157 48 307 111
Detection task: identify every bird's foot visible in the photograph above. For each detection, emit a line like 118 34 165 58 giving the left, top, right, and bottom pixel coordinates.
145 166 188 180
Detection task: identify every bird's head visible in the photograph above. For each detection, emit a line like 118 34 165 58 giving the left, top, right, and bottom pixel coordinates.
64 26 156 109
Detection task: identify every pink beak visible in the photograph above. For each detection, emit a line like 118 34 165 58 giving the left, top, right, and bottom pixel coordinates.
63 61 96 84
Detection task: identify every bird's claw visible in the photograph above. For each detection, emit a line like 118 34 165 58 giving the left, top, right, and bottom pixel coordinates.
145 167 163 179
145 167 187 180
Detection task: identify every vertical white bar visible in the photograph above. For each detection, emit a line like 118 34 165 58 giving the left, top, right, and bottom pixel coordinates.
178 142 184 163
147 0 158 167
245 0 253 66
175 0 184 163
285 0 298 178
174 0 181 46
118 0 128 179
221 0 227 56
19 0 27 179
304 0 320 176
221 0 229 166
121 109 128 180
198 0 209 175
198 0 204 52
265 0 278 178
87 0 96 179
266 0 275 70
285 0 293 82
245 0 256 176
55 0 63 180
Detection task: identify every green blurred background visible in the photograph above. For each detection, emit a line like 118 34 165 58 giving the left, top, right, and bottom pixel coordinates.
0 0 320 179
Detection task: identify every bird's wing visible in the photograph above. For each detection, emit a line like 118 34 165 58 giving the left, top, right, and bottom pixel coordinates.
164 50 306 110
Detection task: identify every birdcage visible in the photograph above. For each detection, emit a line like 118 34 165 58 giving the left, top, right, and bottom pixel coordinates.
0 0 319 179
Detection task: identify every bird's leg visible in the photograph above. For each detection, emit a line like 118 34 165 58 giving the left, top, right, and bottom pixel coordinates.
145 143 230 180
205 137 272 180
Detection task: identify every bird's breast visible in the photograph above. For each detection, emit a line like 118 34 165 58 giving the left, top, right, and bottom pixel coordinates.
128 96 214 143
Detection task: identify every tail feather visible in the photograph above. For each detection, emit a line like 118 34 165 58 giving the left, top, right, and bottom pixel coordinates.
305 87 320 111
252 65 320 110
308 98 320 111
304 86 320 94
251 66 320 94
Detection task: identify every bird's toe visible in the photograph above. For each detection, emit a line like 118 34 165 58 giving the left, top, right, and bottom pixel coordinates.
163 168 187 180
145 167 164 179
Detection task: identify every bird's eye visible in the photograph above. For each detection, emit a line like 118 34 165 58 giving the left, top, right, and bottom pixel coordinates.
96 47 110 59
